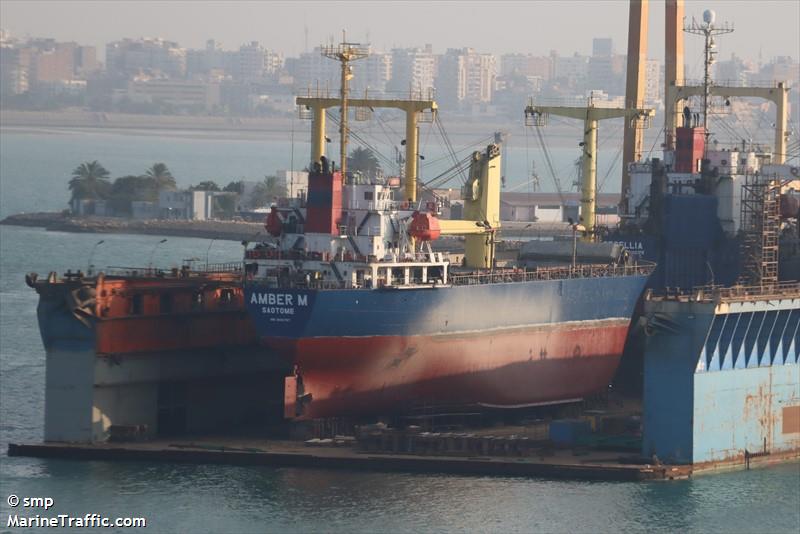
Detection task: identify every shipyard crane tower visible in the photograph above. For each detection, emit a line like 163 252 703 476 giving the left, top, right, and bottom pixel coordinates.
621 0 649 215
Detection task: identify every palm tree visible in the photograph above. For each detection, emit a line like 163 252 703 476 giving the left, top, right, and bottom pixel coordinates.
144 163 176 191
69 160 111 200
190 181 221 192
249 175 287 208
347 147 382 181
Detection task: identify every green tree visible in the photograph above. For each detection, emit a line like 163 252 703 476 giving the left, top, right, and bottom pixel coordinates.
145 163 176 191
223 180 245 193
190 180 220 192
347 147 382 180
249 175 287 208
212 194 237 220
69 160 111 200
108 175 158 215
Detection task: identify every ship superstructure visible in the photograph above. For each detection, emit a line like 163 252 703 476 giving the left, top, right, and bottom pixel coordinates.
624 2 800 466
614 5 798 288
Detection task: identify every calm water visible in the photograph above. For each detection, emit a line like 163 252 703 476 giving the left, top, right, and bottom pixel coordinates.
0 125 634 219
1 129 799 533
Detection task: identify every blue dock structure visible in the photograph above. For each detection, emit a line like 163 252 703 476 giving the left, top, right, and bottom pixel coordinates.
642 284 800 466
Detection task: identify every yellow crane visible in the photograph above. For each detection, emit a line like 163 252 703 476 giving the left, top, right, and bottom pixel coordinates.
524 102 654 240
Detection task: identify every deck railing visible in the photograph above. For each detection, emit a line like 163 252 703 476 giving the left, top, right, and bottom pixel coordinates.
450 262 655 286
649 281 800 303
103 262 242 279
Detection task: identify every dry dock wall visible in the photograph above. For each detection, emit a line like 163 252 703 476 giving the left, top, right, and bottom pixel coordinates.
46 344 285 442
643 296 800 465
37 295 286 442
694 365 799 463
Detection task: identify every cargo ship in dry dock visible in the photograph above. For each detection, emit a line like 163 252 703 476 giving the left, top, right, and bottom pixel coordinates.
243 40 654 420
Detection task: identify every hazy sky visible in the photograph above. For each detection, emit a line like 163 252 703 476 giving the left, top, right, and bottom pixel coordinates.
2 1 798 70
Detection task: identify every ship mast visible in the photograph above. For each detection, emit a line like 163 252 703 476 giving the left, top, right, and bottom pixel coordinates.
321 31 368 179
684 10 733 136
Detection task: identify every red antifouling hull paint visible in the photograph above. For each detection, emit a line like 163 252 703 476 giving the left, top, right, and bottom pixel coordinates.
265 320 630 418
97 312 255 354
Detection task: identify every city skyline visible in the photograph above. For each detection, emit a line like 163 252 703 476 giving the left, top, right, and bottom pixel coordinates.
2 0 798 70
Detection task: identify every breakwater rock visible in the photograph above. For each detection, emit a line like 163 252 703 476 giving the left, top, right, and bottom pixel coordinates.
1 212 265 241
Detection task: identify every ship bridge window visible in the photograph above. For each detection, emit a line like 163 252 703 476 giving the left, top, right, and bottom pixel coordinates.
364 191 374 201
130 294 143 315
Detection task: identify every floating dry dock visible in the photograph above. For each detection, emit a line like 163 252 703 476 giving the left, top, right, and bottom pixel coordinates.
642 284 800 465
8 437 690 481
8 434 798 482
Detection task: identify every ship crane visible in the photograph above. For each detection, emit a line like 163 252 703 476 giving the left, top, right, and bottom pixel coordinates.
524 101 654 240
300 38 499 270
296 94 436 203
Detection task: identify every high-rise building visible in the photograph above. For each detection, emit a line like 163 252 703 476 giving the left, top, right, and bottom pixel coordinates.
645 59 661 104
464 50 495 103
74 45 98 76
236 41 283 81
186 39 233 80
587 53 626 96
0 44 31 97
714 53 758 87
292 47 340 93
388 45 436 98
436 48 495 109
106 38 187 78
436 51 466 109
592 38 614 58
554 53 589 87
29 39 76 82
1 36 97 98
500 53 552 80
759 56 799 87
353 52 392 94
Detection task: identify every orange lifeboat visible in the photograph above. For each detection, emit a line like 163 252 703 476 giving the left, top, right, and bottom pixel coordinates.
408 210 441 241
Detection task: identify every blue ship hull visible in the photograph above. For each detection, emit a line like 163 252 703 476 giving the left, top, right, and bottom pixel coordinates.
246 270 651 418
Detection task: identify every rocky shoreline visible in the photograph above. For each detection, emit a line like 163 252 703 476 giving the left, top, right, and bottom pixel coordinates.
0 212 266 241
1 211 567 244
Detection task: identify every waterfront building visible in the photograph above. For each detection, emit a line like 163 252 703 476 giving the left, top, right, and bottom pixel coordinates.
354 52 392 94
553 53 589 88
499 53 552 81
276 170 308 199
592 37 614 58
388 45 436 98
233 41 283 82
292 47 340 93
186 39 234 80
106 38 187 79
120 79 221 112
645 59 661 105
0 44 31 96
436 47 496 110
